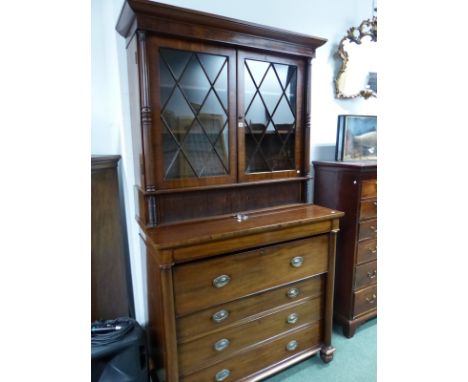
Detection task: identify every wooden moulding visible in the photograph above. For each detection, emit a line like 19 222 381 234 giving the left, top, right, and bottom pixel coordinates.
116 0 327 57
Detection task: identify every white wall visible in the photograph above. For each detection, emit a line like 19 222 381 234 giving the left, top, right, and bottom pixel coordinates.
91 0 377 325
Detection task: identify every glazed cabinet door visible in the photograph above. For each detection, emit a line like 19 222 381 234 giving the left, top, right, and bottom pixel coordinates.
147 36 237 189
237 51 305 182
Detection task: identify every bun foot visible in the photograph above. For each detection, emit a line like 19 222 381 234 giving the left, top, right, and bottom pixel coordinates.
320 345 335 363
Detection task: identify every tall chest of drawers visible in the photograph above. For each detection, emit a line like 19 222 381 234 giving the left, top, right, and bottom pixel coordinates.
143 205 343 381
313 161 377 338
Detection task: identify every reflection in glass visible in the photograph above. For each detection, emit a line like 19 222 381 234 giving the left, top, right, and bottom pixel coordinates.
160 48 229 179
244 59 297 173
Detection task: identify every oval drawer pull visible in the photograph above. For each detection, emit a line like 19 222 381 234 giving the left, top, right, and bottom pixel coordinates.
367 270 377 279
290 256 304 268
366 294 377 304
286 340 298 351
287 287 300 299
214 338 230 352
212 309 229 323
215 369 230 381
213 275 231 288
287 313 299 324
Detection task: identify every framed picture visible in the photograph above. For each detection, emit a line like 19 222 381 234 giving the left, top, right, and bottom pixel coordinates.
335 115 377 161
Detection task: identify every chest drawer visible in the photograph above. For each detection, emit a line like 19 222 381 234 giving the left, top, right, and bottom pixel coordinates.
354 260 377 290
173 235 329 316
181 322 321 382
360 199 377 220
353 284 377 318
177 275 324 343
178 296 322 375
361 179 377 199
356 239 377 264
358 219 377 241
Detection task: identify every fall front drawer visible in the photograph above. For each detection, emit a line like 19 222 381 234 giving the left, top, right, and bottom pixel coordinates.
178 296 323 375
173 235 329 316
181 322 322 382
177 276 324 343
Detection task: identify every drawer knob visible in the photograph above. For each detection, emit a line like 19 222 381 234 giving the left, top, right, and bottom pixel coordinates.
286 340 298 351
213 275 231 288
369 248 377 255
214 338 230 352
287 287 300 299
290 256 304 268
373 201 377 206
367 270 377 279
366 294 377 304
212 309 229 323
287 313 299 324
215 369 230 381
370 226 377 233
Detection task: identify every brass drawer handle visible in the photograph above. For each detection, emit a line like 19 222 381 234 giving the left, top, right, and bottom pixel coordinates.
215 369 230 381
369 249 377 255
370 226 377 233
286 340 298 351
290 256 304 268
367 270 377 279
214 338 230 352
212 309 229 323
287 287 300 299
366 294 377 304
213 275 231 288
287 313 299 324
373 201 377 206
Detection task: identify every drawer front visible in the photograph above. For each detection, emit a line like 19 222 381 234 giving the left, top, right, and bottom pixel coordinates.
353 284 377 318
178 296 322 375
354 260 377 290
361 179 377 199
181 322 321 382
356 239 377 264
177 275 324 343
360 198 377 220
174 235 329 316
358 219 377 241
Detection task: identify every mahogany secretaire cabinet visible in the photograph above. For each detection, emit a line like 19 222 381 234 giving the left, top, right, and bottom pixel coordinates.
313 161 377 338
116 1 343 380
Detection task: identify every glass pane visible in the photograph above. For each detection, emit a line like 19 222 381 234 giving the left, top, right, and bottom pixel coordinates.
198 90 227 144
244 59 298 174
245 60 269 86
198 53 226 83
180 55 211 110
159 59 175 107
259 66 282 115
161 87 195 143
159 48 230 180
160 48 191 80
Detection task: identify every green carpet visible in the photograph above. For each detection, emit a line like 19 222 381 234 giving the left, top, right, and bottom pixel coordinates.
265 319 377 382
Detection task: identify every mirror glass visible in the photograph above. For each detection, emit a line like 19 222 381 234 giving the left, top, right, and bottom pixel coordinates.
335 17 377 99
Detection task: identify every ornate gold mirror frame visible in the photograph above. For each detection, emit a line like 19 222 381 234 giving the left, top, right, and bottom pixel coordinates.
335 16 377 99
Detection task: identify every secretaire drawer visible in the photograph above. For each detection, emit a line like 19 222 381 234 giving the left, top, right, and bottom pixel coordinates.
177 275 324 343
178 297 322 375
354 260 377 290
173 235 329 316
360 199 377 220
358 219 377 241
353 284 377 318
361 179 377 199
356 239 377 264
181 322 321 382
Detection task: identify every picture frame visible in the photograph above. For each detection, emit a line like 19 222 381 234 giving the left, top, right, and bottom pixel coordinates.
335 114 377 161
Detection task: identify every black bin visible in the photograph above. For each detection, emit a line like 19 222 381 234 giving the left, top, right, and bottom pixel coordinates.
91 321 149 382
